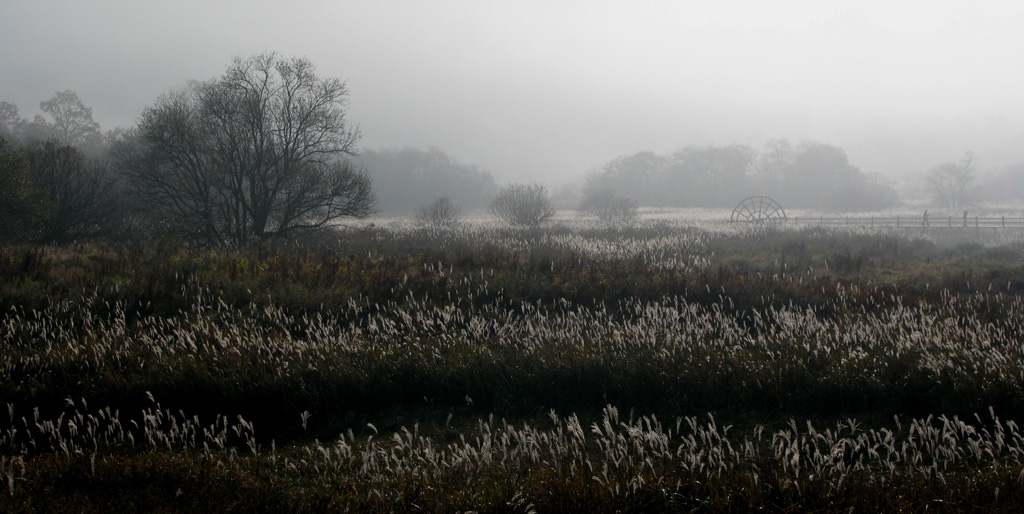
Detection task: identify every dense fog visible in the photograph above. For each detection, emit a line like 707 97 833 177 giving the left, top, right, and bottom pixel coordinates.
2 1 1024 221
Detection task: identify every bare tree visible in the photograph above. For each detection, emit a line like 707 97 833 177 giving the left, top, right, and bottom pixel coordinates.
0 102 22 142
491 183 555 227
415 196 463 228
926 152 976 209
578 188 639 228
120 53 374 246
24 139 118 244
37 91 103 150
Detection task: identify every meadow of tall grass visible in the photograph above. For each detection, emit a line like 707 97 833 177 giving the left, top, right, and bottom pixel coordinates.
2 217 1024 512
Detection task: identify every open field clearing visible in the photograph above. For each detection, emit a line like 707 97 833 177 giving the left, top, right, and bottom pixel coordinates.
3 219 1024 512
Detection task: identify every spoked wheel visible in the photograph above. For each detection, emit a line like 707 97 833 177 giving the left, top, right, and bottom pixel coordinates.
730 196 786 223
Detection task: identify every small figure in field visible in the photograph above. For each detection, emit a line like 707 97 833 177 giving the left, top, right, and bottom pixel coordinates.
963 210 969 227
923 209 929 228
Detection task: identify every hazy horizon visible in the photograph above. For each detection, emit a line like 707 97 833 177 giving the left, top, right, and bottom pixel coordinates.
3 1 1022 189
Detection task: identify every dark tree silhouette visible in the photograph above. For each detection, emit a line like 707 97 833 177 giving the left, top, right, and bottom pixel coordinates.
24 139 117 244
0 137 46 242
120 53 374 246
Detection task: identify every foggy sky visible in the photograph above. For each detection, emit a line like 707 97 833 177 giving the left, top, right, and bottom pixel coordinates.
3 1 1023 188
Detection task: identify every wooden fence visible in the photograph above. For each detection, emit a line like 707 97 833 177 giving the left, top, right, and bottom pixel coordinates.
778 215 1024 231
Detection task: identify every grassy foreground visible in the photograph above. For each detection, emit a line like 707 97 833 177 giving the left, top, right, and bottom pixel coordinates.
2 223 1024 512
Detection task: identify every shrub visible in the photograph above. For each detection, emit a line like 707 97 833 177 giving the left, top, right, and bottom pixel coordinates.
490 183 555 227
578 188 640 228
415 196 463 228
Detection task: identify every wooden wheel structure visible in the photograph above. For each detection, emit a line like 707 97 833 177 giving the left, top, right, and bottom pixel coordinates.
730 196 786 223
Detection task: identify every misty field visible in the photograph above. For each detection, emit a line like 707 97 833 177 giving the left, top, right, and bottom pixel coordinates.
3 215 1024 512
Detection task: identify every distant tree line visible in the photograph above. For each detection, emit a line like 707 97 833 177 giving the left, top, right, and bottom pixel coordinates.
4 52 1022 245
357 147 496 213
981 162 1024 205
583 140 899 210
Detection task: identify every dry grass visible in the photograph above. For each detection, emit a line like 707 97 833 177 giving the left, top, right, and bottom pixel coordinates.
2 221 1024 511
